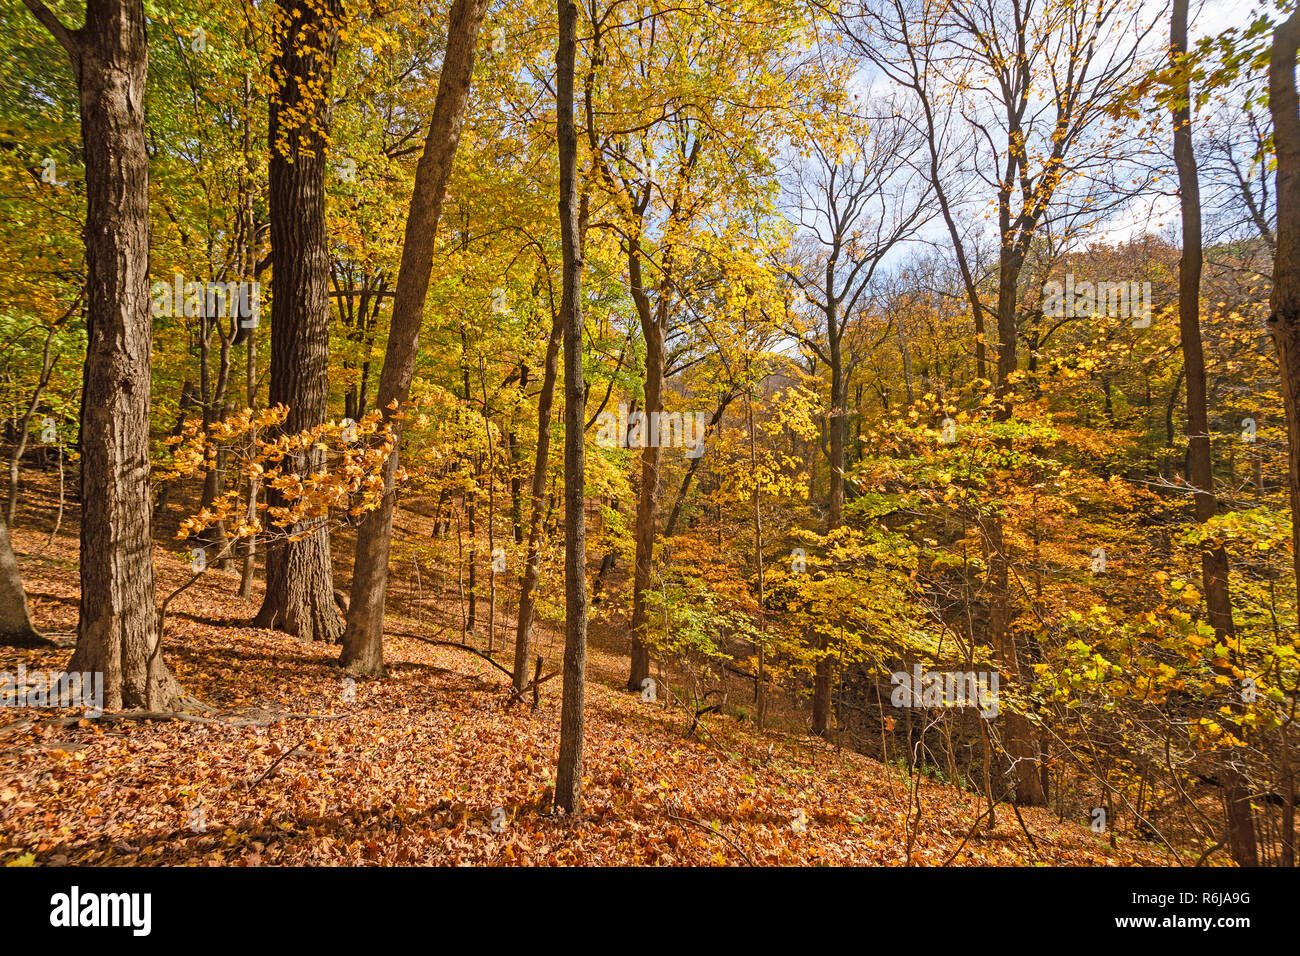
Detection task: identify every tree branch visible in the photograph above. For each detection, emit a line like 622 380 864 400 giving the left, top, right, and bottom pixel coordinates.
21 0 79 63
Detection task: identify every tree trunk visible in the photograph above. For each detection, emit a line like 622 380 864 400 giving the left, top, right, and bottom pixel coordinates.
553 0 588 815
238 323 260 599
990 241 1045 806
196 322 233 571
813 323 846 735
663 394 731 539
626 252 662 693
466 463 478 634
748 391 767 730
506 401 525 546
22 0 181 709
512 312 563 690
7 327 57 526
254 0 345 644
340 0 490 674
828 329 846 528
153 379 198 518
0 517 45 646
1269 8 1300 637
1174 0 1235 643
1174 0 1250 866
237 71 259 600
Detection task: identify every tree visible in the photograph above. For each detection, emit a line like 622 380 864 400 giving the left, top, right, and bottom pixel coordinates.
781 103 932 734
340 0 491 674
512 301 563 691
553 0 588 816
577 0 812 694
1171 0 1255 867
1270 6 1300 641
252 0 348 642
22 0 182 709
847 0 1150 805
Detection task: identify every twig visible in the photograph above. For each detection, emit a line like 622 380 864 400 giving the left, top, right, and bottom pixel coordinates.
246 735 309 792
1009 798 1041 853
661 797 755 866
407 636 515 680
1194 838 1226 867
940 801 998 866
503 670 560 708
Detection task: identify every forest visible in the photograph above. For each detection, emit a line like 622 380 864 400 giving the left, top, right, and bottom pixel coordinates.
0 0 1297 872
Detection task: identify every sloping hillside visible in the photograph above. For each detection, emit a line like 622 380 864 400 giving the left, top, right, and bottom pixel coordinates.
0 524 1170 867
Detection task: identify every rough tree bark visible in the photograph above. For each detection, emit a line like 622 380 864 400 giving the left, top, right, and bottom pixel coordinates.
340 0 490 674
626 251 663 693
553 0 588 815
254 0 345 643
1243 0 1300 869
987 242 1046 807
1269 7 1300 636
22 0 182 708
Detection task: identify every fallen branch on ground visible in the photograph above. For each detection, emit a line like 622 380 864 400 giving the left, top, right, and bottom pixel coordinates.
661 796 755 866
403 635 516 681
247 735 310 792
39 709 351 730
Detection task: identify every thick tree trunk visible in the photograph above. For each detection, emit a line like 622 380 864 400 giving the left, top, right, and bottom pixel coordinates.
23 0 181 709
625 249 664 694
626 281 662 693
512 313 563 691
1267 10 1300 865
1272 17 1300 865
340 0 489 674
811 630 832 734
989 244 1045 806
994 250 1021 390
0 518 45 646
553 0 588 815
254 0 345 643
1270 8 1300 633
985 513 1043 805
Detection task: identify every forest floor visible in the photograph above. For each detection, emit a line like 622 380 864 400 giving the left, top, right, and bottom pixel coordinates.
0 481 1177 866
